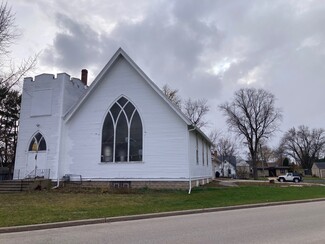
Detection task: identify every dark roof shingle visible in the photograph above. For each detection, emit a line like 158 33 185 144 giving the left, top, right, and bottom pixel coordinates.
314 162 325 169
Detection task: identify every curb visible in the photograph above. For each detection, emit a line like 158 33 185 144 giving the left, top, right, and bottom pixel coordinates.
1 197 325 234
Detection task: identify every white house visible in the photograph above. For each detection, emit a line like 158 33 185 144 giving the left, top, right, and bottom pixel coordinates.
218 161 236 178
13 48 213 189
214 156 236 178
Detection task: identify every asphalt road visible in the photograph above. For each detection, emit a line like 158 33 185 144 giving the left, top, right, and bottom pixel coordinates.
1 201 325 244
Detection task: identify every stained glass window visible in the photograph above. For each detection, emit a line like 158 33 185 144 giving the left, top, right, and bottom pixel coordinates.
102 97 143 162
29 132 47 151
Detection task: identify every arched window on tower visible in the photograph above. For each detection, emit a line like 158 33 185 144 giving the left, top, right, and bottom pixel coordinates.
28 132 47 152
102 97 143 163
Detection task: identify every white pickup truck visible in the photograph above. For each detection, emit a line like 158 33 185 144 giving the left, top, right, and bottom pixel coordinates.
277 173 303 183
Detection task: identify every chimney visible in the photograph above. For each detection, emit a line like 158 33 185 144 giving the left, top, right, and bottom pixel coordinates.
81 69 88 86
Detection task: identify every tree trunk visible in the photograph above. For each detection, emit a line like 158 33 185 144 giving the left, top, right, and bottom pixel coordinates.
252 157 258 180
250 149 258 180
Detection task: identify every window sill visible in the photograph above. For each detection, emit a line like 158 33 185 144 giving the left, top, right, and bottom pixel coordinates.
99 161 144 165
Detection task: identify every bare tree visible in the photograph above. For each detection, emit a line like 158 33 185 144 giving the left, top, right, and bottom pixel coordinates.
219 88 282 179
162 84 182 109
274 144 286 165
183 98 209 128
1 56 37 98
0 2 17 55
257 143 277 177
280 125 325 171
258 143 276 164
208 129 238 160
208 130 237 155
215 136 238 159
162 84 210 128
0 2 37 100
0 2 37 172
208 129 220 152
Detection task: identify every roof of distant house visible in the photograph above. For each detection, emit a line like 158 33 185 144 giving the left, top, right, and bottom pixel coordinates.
218 155 236 167
313 162 325 169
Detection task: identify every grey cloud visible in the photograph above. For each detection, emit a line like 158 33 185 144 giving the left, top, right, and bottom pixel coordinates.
41 1 225 99
42 13 105 73
37 0 325 143
110 1 224 95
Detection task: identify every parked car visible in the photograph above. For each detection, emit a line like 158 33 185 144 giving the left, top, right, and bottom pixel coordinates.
277 173 303 183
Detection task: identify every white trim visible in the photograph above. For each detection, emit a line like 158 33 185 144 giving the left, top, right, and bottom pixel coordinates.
64 48 191 124
64 177 212 182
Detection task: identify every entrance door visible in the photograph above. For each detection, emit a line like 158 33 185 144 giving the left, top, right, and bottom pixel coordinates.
26 152 47 178
26 153 36 178
26 132 48 178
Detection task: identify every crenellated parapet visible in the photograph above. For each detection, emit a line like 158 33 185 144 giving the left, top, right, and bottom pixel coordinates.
24 73 87 91
21 71 88 119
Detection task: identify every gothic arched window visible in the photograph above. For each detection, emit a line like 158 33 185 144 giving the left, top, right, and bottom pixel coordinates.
28 132 47 152
102 97 143 162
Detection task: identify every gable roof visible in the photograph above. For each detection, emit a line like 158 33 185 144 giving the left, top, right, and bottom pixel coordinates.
64 48 211 144
313 162 325 169
218 155 237 167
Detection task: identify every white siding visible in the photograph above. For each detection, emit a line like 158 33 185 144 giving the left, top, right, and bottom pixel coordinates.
62 77 87 114
14 74 64 179
63 57 189 180
14 74 86 179
15 49 213 184
188 131 213 180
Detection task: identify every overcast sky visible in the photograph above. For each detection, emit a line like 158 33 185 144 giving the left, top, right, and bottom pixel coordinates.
10 0 325 150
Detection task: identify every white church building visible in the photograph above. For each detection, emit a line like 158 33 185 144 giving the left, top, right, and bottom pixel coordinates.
13 48 213 189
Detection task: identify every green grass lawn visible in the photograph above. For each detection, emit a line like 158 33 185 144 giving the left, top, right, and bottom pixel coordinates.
0 184 325 227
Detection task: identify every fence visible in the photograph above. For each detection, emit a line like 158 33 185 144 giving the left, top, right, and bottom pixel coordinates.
25 169 51 179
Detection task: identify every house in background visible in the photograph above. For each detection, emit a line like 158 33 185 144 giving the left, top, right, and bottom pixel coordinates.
215 156 236 178
13 48 213 189
256 162 290 177
312 162 325 178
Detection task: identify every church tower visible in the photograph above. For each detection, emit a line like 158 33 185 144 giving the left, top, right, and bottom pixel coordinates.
14 72 86 180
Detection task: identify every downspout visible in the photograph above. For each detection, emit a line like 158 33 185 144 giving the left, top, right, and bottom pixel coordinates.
188 176 192 194
52 128 63 189
52 177 60 189
52 75 68 189
188 125 196 194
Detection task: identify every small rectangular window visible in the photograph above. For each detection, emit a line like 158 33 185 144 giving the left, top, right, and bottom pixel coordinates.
202 140 205 165
206 144 209 166
196 134 199 164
